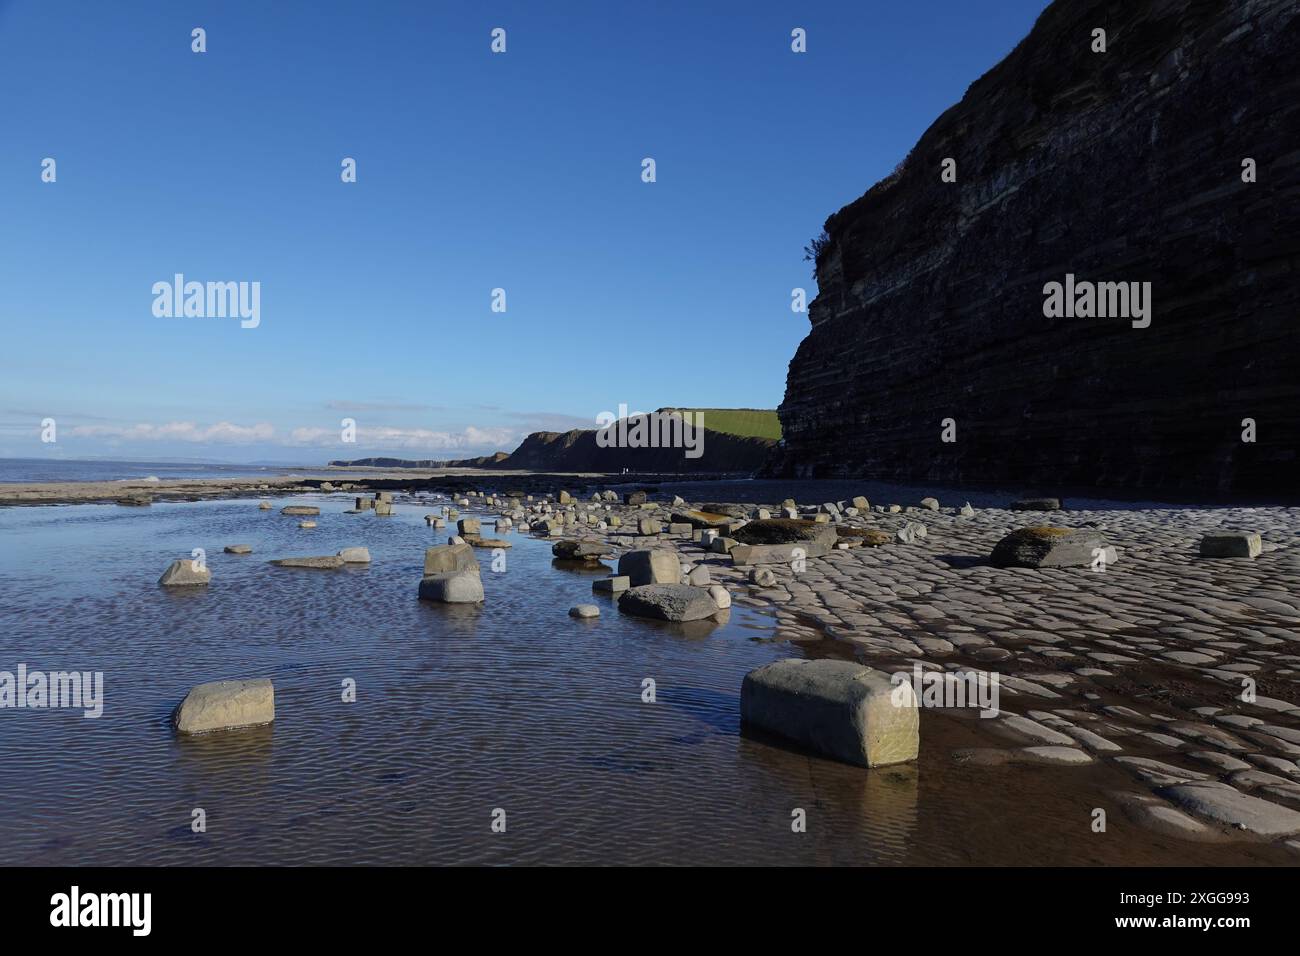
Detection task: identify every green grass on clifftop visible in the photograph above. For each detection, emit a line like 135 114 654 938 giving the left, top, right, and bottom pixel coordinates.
658 408 781 441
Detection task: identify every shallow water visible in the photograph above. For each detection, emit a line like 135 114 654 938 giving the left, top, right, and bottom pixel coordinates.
0 495 1292 865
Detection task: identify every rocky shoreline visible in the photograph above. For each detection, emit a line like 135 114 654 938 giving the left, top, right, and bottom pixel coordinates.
11 474 1300 854
443 482 1300 851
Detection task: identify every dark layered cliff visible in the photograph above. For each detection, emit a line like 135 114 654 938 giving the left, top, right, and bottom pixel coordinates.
771 0 1299 495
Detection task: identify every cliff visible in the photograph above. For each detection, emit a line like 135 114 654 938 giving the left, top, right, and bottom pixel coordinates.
771 0 1299 495
489 424 774 473
331 416 776 474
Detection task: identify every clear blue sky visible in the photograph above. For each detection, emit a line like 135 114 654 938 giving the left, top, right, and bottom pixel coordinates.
0 0 1048 463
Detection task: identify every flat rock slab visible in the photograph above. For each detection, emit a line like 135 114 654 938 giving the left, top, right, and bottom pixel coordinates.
337 547 371 563
729 540 831 566
269 555 344 569
159 559 211 586
465 537 511 549
670 510 733 529
730 518 836 548
618 584 717 622
175 678 274 734
280 506 320 516
741 659 919 768
1199 532 1262 558
1010 498 1062 511
1158 781 1300 837
223 544 252 554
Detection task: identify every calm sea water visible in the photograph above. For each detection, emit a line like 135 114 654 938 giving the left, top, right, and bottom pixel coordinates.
0 457 317 484
0 496 1288 865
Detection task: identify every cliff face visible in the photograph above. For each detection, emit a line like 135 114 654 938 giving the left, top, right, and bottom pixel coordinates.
772 0 1299 495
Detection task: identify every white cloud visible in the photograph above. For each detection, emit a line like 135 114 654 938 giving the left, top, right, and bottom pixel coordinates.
68 421 275 443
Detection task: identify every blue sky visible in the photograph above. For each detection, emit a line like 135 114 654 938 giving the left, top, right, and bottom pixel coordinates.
0 0 1048 463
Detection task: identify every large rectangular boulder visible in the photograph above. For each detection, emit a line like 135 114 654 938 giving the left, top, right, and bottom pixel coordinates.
1199 532 1262 558
989 527 1110 568
417 568 484 603
617 584 718 621
740 660 919 768
616 549 681 586
424 542 479 575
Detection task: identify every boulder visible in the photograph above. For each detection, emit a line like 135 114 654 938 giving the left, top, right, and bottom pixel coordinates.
337 547 371 563
159 559 211 587
920 497 940 511
1010 497 1062 511
623 491 647 506
959 502 975 517
552 539 613 562
423 542 478 575
740 660 919 768
224 544 252 554
1199 532 1262 558
174 678 274 734
458 517 481 536
990 527 1109 568
686 564 711 586
298 521 317 528
707 584 731 609
558 490 572 504
569 604 600 619
637 517 663 535
749 568 777 587
258 501 273 510
618 584 719 622
374 500 393 516
895 521 927 544
851 496 870 511
355 497 373 510
616 549 681 586
417 568 485 603
281 506 319 516
270 555 344 569
593 575 631 593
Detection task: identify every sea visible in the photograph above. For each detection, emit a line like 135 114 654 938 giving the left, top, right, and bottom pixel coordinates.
0 457 319 484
